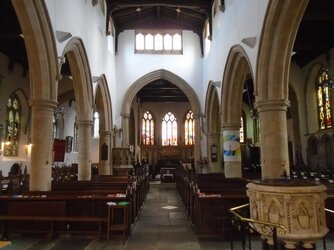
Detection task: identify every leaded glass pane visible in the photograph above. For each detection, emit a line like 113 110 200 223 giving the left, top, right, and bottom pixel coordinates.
4 94 21 156
316 68 333 130
142 111 154 145
162 112 177 146
136 33 144 50
184 111 195 145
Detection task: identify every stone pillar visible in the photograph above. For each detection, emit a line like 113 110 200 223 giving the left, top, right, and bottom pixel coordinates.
222 123 242 178
207 132 221 172
193 114 202 172
256 99 290 179
77 119 93 180
99 130 112 175
29 99 57 191
121 113 130 147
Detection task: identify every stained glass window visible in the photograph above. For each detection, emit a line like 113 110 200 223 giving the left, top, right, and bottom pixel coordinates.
316 68 333 130
162 112 177 146
4 93 21 156
142 111 154 145
185 111 195 145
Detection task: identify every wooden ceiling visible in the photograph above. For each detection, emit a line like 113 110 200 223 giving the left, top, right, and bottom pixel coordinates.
292 0 334 67
0 0 334 79
106 0 214 54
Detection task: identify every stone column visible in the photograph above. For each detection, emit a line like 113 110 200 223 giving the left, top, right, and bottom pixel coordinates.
193 114 202 172
256 99 290 179
77 119 93 180
99 130 112 175
121 113 130 147
222 123 242 178
29 99 57 191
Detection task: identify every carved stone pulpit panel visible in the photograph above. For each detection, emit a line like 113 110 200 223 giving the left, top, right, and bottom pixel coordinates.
247 180 328 249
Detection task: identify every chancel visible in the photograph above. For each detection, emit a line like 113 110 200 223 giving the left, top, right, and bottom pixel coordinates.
0 0 334 249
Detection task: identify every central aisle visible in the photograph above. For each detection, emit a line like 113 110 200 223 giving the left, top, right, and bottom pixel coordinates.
125 182 200 249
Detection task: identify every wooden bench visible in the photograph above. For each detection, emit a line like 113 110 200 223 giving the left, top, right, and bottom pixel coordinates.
0 215 108 239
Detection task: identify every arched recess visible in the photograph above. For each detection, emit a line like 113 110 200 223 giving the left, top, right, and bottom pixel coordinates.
62 37 94 180
95 74 113 175
12 0 58 191
305 63 324 134
255 0 308 179
204 82 221 172
221 45 253 177
288 85 301 169
121 69 202 166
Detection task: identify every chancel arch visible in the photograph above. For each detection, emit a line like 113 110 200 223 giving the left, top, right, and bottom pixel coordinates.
121 69 201 168
204 82 221 173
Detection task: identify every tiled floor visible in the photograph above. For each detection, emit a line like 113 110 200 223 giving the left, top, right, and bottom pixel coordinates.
2 183 334 249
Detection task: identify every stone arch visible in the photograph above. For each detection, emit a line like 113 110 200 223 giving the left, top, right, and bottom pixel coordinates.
62 37 94 121
256 0 308 102
121 69 202 166
221 45 253 126
95 74 113 175
221 45 253 177
62 37 94 180
95 74 112 133
11 0 58 190
255 0 308 178
12 0 58 102
121 69 200 116
204 82 221 172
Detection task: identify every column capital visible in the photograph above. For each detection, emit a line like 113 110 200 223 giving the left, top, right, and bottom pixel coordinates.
100 130 112 136
121 113 130 118
76 119 93 126
29 99 58 110
255 99 290 113
221 122 240 131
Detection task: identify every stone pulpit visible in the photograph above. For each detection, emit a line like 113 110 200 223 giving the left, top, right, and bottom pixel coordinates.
247 179 328 249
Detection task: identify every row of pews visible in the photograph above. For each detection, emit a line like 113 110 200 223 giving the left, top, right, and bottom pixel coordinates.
176 166 249 238
0 164 150 241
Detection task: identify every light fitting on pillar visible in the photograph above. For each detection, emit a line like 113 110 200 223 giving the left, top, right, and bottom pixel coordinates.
56 30 72 43
92 0 98 7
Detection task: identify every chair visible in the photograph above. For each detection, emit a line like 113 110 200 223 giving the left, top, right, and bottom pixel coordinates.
107 203 129 244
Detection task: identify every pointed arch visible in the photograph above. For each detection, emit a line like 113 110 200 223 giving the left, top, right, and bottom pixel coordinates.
121 69 200 117
221 45 253 126
205 82 222 172
95 74 113 133
12 0 58 102
205 83 220 134
256 0 308 101
63 37 94 120
121 69 201 166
